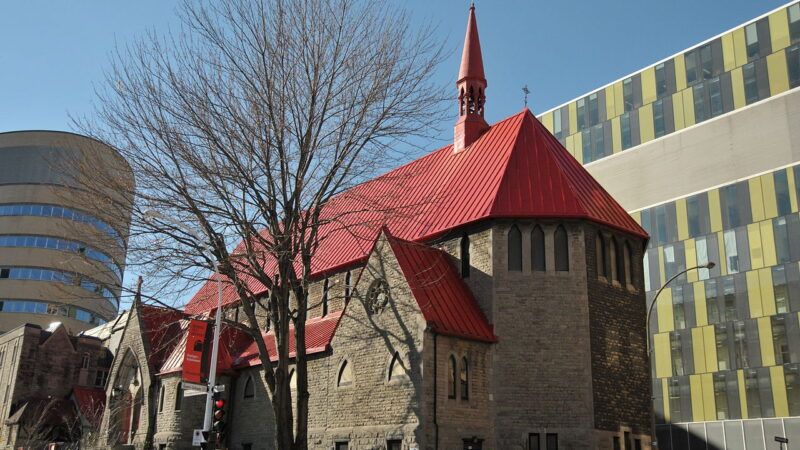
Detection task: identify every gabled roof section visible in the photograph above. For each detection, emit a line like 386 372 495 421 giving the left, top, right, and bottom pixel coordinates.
138 304 187 370
158 320 252 376
384 232 495 343
233 311 343 368
186 109 647 314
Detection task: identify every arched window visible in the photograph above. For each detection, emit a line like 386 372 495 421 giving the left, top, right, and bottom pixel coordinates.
614 238 625 285
531 226 546 272
625 242 634 285
448 355 457 399
554 225 569 272
337 360 352 388
175 382 183 411
596 233 608 278
460 235 470 278
243 376 255 399
344 271 352 302
158 384 165 412
388 352 407 381
322 278 329 317
81 353 90 369
508 225 522 271
289 369 297 391
460 357 469 400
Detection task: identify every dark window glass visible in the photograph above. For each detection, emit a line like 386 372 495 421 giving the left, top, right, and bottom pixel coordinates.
734 321 750 369
582 129 592 163
554 226 569 272
701 44 714 79
614 239 625 285
529 434 540 450
743 62 759 104
774 265 790 314
668 378 686 422
460 235 470 278
577 98 586 130
448 355 456 399
623 78 634 111
335 442 348 450
745 369 774 418
686 49 699 85
653 99 665 138
588 93 599 127
724 277 738 322
713 373 729 420
745 23 759 59
773 315 791 365
706 279 721 324
243 376 255 399
532 226 545 272
175 382 183 411
613 437 621 450
720 183 751 229
673 285 688 331
158 385 165 412
716 324 731 372
788 45 800 89
671 332 685 375
546 434 558 450
620 112 632 150
709 77 723 118
656 63 668 98
387 440 402 450
790 4 800 43
775 170 792 216
553 109 563 139
508 225 522 271
460 357 469 400
597 233 608 278
345 271 352 302
775 217 791 265
592 124 605 162
322 278 329 317
786 364 800 416
686 194 710 238
693 83 707 123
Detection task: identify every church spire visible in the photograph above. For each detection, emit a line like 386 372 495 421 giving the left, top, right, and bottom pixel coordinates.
454 3 489 153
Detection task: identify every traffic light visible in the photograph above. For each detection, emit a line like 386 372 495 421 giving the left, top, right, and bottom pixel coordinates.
212 395 227 447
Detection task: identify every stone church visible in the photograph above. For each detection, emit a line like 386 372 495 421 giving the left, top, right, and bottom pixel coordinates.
1 5 653 450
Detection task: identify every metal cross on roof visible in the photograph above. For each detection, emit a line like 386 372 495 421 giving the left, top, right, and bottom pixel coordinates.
522 85 530 107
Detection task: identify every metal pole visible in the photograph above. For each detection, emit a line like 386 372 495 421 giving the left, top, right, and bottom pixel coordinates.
202 261 223 434
645 262 715 449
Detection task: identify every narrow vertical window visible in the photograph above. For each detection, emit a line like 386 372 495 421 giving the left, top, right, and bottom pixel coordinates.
620 112 632 150
554 226 569 272
322 278 329 317
158 384 165 412
745 23 759 59
655 62 668 98
460 357 469 400
507 225 522 271
243 376 255 399
448 355 456 399
743 62 759 104
790 4 800 43
623 78 634 111
460 234 470 278
531 226 545 272
81 353 90 369
175 382 183 411
337 361 352 387
344 271 352 302
546 433 559 450
624 242 634 285
576 97 586 130
653 99 665 137
789 45 800 89
388 352 407 381
596 233 607 278
614 238 625 285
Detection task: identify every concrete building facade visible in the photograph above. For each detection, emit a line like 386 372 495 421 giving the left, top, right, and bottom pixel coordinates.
0 131 133 333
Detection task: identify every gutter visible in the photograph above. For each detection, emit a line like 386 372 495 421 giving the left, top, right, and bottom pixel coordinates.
433 331 439 450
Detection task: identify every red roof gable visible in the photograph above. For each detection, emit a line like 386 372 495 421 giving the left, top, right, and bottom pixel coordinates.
186 109 647 314
233 311 343 368
139 304 188 369
71 386 105 427
385 232 495 342
158 319 253 376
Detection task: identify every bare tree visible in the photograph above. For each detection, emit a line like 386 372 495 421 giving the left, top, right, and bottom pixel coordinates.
70 0 446 448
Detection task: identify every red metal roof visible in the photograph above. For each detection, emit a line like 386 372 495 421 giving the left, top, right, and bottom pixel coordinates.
71 386 105 427
139 304 188 370
158 319 253 376
233 311 343 368
458 4 485 84
186 109 647 314
385 231 495 342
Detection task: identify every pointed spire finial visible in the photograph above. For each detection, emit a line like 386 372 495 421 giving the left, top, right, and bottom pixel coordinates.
522 85 530 107
454 2 489 152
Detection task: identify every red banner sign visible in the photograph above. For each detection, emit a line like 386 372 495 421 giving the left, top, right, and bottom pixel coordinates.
182 319 212 385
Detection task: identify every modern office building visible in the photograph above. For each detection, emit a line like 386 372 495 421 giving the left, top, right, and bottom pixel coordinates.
537 1 800 448
0 131 132 334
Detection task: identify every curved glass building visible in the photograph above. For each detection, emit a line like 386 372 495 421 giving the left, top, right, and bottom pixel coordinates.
0 131 132 333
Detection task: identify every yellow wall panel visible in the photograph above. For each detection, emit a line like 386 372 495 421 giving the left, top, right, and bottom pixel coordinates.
641 67 657 105
662 378 672 422
672 92 686 131
761 220 778 267
690 375 706 421
631 210 642 224
733 28 747 68
614 81 625 117
748 223 764 270
542 112 554 132
702 373 717 421
605 85 617 120
676 199 689 241
639 103 655 143
788 168 799 212
768 51 791 96
654 333 673 378
709 190 723 233
771 365 790 417
758 316 776 366
749 177 766 222
682 88 696 127
574 132 584 164
692 327 707 373
704 325 718 372
738 370 748 419
611 116 622 154
731 67 746 109
568 102 577 134
685 239 698 283
657 287 674 333
675 54 687 91
761 173 779 219
760 267 777 317
695 282 709 327
722 32 737 71
769 8 791 52
565 135 575 157
747 270 764 317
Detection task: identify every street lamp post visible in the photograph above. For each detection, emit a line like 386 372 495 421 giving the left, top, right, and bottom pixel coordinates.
143 210 223 443
645 261 715 449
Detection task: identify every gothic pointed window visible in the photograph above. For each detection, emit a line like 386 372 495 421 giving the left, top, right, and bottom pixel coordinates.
448 355 457 399
532 226 546 272
337 360 352 388
596 233 608 278
158 384 165 412
289 369 297 391
460 357 469 400
322 278 329 317
614 238 625 285
175 382 183 411
460 234 470 278
388 352 407 381
508 225 522 271
625 242 634 286
344 271 352 302
555 225 569 272
243 376 255 399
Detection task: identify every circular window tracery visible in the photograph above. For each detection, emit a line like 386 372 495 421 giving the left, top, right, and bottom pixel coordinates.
365 279 390 315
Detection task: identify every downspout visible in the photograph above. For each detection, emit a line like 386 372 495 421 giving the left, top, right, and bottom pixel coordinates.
433 331 438 450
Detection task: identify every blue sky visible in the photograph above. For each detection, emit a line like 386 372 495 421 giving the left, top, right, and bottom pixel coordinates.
0 0 790 306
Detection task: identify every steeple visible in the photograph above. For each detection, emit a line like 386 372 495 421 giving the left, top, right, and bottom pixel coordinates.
454 3 489 153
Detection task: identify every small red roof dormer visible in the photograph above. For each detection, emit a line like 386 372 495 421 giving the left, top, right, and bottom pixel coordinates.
454 3 489 153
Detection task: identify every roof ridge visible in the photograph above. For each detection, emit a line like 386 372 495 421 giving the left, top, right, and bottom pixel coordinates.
487 110 539 216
